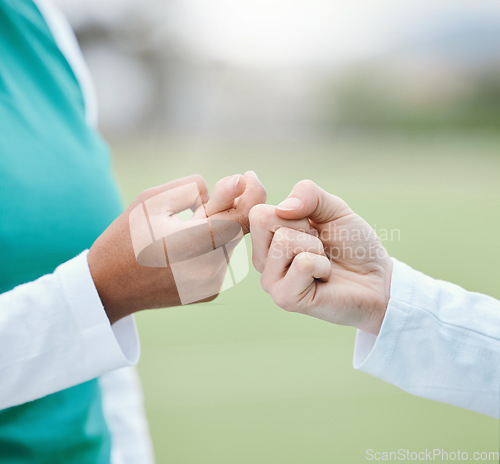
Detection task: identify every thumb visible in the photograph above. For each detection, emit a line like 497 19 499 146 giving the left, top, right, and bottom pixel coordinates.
275 180 352 224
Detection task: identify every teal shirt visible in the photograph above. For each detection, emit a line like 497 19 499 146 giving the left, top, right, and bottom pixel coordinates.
0 0 123 461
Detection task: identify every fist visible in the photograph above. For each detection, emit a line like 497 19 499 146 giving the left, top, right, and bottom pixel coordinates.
89 172 266 324
249 180 392 335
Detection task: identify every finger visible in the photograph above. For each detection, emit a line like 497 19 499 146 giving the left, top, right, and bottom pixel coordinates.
249 204 314 273
160 219 238 263
132 179 211 251
279 252 331 303
275 179 352 225
229 171 267 233
205 174 247 217
144 183 208 227
140 174 209 209
260 227 326 292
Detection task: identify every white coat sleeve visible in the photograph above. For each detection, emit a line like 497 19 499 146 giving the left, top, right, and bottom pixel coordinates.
353 258 500 418
0 251 140 410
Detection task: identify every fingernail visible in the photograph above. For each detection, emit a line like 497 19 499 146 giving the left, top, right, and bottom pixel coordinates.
277 197 301 211
228 175 241 190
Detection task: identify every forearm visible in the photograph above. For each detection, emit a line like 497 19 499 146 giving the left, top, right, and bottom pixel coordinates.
354 258 500 417
0 251 139 409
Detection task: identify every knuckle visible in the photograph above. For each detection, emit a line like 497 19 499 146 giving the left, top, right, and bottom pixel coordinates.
271 290 288 309
215 175 232 188
269 283 296 311
260 273 272 293
294 229 320 250
275 229 323 255
273 293 296 313
249 203 274 228
252 254 264 273
295 252 315 273
248 204 261 224
189 174 206 186
273 226 290 243
250 179 267 199
193 175 208 197
309 234 324 252
295 179 316 191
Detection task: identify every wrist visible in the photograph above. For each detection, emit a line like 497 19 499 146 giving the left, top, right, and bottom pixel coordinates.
87 248 131 324
88 247 182 324
360 256 393 335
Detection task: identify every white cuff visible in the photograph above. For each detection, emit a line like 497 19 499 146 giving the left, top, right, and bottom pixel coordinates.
0 251 141 409
352 258 500 417
56 251 140 371
353 258 413 371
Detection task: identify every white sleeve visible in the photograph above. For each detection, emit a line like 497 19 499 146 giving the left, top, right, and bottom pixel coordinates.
99 367 155 464
0 251 140 410
353 258 500 418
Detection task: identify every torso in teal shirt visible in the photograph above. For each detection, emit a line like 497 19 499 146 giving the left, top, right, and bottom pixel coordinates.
0 0 123 462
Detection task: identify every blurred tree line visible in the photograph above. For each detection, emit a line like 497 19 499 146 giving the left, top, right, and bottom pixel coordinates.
65 3 500 137
329 67 500 131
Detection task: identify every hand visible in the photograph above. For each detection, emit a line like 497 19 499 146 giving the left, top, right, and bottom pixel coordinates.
88 172 266 324
249 180 392 335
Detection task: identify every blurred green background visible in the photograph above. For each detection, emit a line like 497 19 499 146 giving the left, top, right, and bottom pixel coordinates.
110 133 500 463
53 0 500 460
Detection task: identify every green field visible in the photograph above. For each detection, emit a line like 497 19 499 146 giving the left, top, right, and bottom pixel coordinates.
110 133 500 464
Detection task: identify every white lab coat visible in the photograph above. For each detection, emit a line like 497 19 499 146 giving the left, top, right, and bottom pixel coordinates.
0 252 153 464
1 254 498 417
354 258 500 418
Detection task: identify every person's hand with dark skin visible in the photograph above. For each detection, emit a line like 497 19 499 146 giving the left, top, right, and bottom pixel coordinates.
88 172 266 324
249 180 392 335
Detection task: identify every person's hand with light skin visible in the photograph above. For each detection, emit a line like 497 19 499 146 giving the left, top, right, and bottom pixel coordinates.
249 180 392 335
88 171 266 324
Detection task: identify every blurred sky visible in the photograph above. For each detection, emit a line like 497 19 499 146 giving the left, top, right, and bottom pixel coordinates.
54 0 500 68
52 0 500 135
